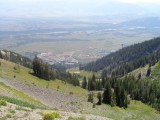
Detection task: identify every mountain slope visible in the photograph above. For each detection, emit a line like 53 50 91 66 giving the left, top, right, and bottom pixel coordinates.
0 58 88 111
81 37 160 77
1 58 160 119
0 59 110 120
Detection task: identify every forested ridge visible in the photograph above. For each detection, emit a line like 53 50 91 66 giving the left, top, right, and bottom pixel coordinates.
80 37 160 110
80 37 160 77
0 50 32 68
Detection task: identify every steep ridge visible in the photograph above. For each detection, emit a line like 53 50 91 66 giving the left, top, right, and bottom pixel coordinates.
81 37 160 77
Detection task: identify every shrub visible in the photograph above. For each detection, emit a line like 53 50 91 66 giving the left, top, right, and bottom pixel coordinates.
6 114 12 118
69 92 73 95
88 93 94 103
97 92 102 105
68 116 86 120
43 112 60 120
13 66 17 70
14 75 16 78
0 100 7 106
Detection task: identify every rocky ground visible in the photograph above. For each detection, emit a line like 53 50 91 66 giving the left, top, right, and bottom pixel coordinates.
0 78 112 119
0 78 83 112
0 102 110 120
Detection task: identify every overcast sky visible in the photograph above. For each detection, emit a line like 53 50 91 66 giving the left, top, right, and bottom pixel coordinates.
0 0 160 18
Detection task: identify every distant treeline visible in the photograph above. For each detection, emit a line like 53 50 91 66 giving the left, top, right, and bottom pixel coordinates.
80 37 160 77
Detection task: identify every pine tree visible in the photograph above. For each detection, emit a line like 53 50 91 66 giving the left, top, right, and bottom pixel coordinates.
44 63 50 80
102 77 106 88
120 87 125 107
114 80 121 106
103 80 112 104
82 76 87 89
88 79 91 91
149 84 156 105
92 74 96 82
138 72 142 80
146 66 151 77
124 92 128 108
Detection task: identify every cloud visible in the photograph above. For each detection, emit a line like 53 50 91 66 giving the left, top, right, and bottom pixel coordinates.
117 0 160 4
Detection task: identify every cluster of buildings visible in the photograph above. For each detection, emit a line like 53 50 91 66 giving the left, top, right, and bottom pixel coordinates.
37 52 79 67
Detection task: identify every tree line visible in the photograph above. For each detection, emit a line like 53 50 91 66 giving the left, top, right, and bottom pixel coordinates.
83 74 129 108
32 56 80 86
82 72 160 110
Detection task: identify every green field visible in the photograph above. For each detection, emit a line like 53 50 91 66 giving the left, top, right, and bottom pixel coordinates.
67 67 100 81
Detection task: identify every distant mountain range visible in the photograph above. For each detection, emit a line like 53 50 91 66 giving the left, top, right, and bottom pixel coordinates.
118 17 160 28
0 17 160 33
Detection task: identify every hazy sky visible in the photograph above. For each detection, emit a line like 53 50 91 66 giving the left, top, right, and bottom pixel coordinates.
0 0 160 18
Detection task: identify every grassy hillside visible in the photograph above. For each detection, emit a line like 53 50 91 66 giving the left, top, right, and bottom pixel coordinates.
129 61 160 83
86 100 160 120
149 61 160 81
0 58 160 120
0 59 87 97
